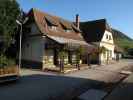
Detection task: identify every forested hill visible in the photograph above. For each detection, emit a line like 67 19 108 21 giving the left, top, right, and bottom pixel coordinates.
112 28 133 50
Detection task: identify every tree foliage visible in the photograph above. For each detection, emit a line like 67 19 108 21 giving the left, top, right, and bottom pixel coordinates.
0 54 15 67
58 46 68 64
0 0 20 54
112 28 133 55
0 0 20 67
76 46 85 64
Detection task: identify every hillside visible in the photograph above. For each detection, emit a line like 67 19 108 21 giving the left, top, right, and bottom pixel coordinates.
112 28 133 50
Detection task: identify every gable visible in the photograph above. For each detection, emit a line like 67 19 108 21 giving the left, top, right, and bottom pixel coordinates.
80 19 113 43
23 22 41 37
101 30 114 44
80 19 106 43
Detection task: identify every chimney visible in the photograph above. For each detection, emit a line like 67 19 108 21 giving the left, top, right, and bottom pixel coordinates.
76 14 80 29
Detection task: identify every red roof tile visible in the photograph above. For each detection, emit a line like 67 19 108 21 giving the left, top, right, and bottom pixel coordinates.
27 8 84 41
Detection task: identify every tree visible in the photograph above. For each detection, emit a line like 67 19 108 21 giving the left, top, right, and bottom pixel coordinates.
0 0 20 67
0 0 20 54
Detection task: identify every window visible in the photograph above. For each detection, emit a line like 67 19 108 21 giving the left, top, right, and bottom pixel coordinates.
106 34 112 40
49 26 57 31
109 50 112 57
109 35 112 40
106 34 108 39
65 29 72 33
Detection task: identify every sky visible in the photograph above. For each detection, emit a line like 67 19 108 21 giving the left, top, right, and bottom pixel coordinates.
17 0 133 38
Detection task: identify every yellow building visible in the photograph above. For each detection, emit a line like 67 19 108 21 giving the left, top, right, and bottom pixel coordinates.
80 19 115 64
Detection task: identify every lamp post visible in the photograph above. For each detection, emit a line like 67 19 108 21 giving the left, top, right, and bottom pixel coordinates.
16 17 28 73
16 20 22 73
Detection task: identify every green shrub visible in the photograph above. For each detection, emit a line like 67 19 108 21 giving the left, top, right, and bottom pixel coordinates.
58 51 67 60
76 46 85 63
0 54 15 68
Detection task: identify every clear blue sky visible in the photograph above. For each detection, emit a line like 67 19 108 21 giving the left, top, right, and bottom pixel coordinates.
17 0 133 38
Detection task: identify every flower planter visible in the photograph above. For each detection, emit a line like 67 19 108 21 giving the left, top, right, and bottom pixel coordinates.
0 69 4 75
0 66 19 83
0 66 18 76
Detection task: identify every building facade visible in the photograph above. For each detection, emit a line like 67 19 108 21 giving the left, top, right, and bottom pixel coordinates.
21 8 94 70
80 19 115 64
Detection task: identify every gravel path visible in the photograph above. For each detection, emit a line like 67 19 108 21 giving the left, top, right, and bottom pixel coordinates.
65 59 133 83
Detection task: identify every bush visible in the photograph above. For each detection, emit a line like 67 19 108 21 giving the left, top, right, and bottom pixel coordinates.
0 54 15 68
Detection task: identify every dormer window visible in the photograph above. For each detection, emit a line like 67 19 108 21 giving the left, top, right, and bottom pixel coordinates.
44 16 58 31
65 29 72 33
50 26 57 31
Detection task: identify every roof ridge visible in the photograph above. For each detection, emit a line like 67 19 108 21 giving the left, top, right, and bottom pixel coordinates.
26 8 83 41
31 8 73 24
81 19 107 23
31 8 59 20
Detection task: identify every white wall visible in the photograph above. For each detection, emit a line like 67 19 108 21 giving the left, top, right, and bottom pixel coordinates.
22 36 44 62
22 23 44 62
100 30 115 62
24 23 40 37
101 30 114 44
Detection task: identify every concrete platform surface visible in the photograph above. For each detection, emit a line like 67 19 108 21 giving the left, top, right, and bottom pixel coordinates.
78 89 107 100
105 73 133 100
0 74 101 100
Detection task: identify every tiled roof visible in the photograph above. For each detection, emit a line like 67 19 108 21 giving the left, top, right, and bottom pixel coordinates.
47 35 96 53
27 8 83 41
60 19 72 29
45 16 58 26
80 19 112 43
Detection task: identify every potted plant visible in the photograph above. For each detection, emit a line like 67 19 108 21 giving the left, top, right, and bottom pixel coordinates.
0 54 16 75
